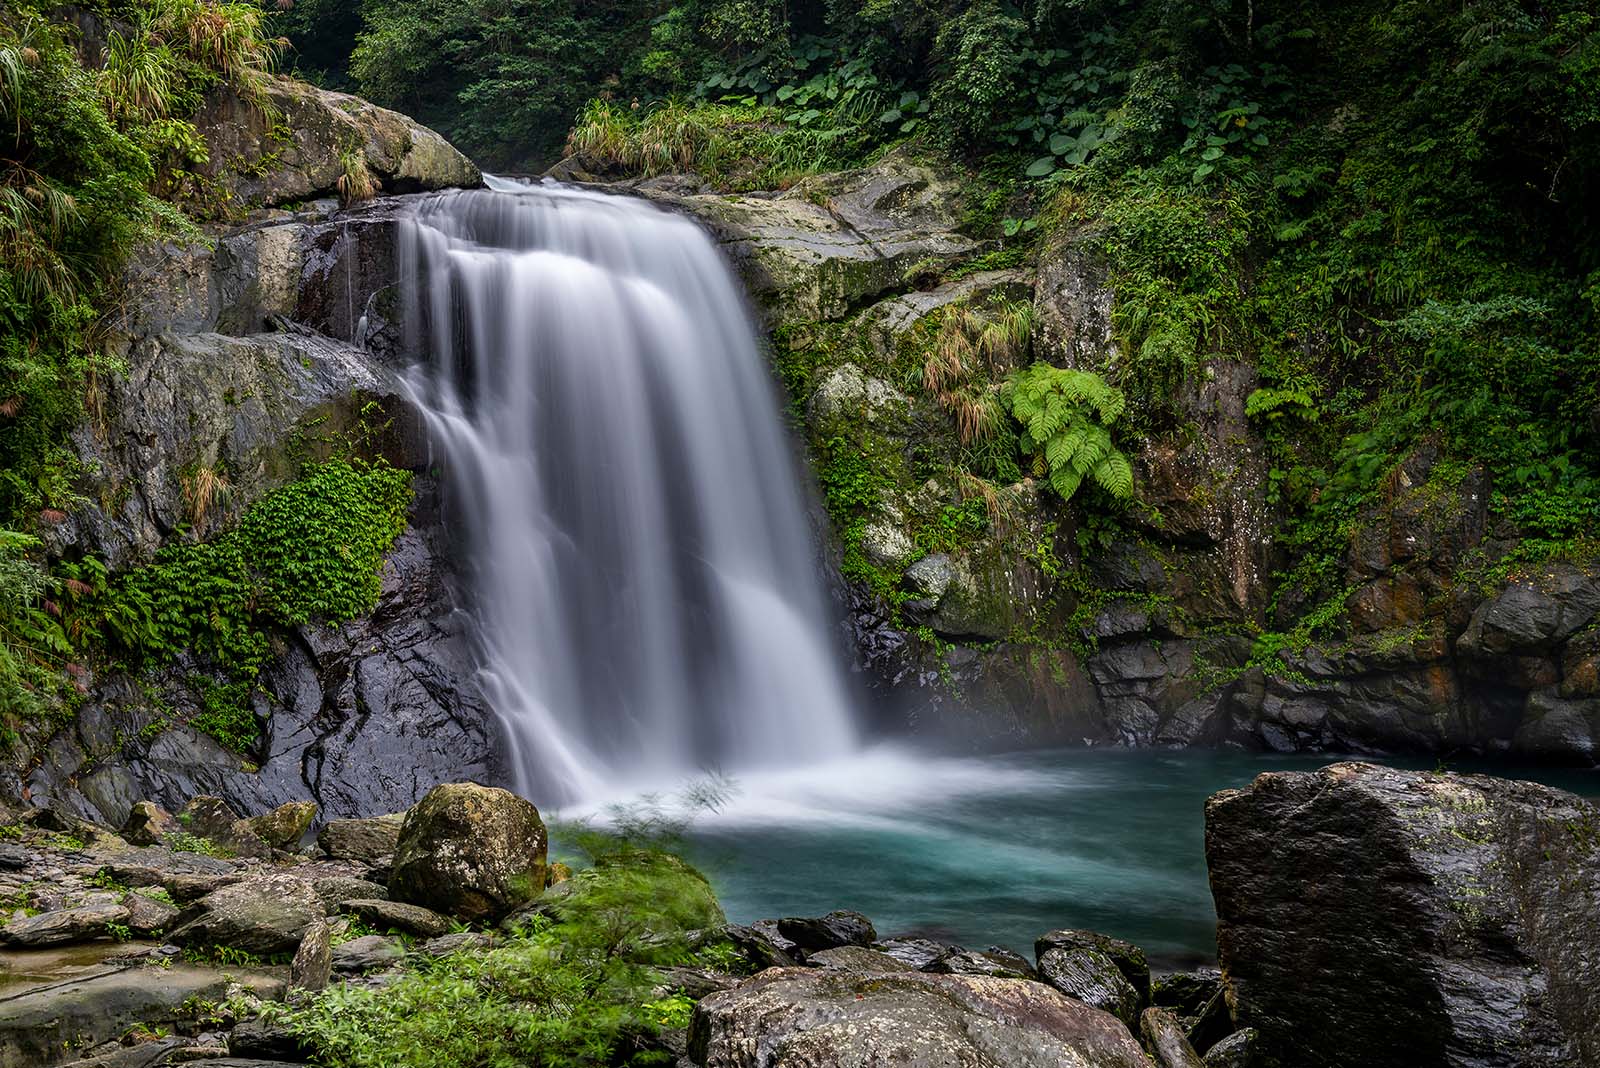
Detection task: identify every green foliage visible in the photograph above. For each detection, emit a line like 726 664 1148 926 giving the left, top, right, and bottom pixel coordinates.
65 460 411 751
284 849 723 1068
1002 365 1133 502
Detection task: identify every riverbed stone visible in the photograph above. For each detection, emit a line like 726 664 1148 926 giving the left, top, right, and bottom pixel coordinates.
121 802 178 847
311 875 389 913
166 873 323 956
1037 946 1142 1029
927 947 1037 979
1141 1007 1206 1068
0 901 128 946
318 814 405 866
1206 762 1600 1068
124 891 180 937
339 898 454 938
243 801 317 850
688 967 1152 1068
290 919 332 991
776 910 876 952
1037 929 1151 1003
388 782 547 923
331 934 404 973
873 937 954 970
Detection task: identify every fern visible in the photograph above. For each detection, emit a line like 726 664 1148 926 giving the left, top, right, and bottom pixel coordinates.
1002 364 1135 504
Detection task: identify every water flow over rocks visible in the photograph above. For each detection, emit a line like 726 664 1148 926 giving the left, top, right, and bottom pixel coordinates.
398 180 859 803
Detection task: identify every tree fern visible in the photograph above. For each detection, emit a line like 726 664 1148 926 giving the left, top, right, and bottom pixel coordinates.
1001 364 1135 504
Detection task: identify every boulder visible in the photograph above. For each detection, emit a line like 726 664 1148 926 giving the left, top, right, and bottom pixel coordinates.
1037 946 1142 1029
927 947 1037 979
228 1016 312 1061
388 783 547 923
1141 1008 1205 1068
1 901 129 946
339 898 454 938
121 801 178 846
416 931 494 958
318 815 404 867
290 919 332 991
1036 929 1151 1002
166 873 323 956
806 946 915 973
725 923 799 970
331 934 404 973
124 891 180 937
1152 969 1222 1017
776 910 877 952
873 937 954 971
179 797 271 860
243 801 317 850
1202 1030 1261 1068
196 77 480 214
1206 762 1600 1068
311 876 389 913
688 967 1153 1068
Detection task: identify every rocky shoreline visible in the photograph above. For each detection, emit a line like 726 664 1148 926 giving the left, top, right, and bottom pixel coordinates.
2 762 1594 1068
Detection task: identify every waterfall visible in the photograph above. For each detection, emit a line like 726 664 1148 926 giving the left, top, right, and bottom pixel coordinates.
396 179 860 805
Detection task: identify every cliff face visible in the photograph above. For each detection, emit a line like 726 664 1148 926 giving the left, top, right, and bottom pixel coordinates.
635 154 1600 766
11 81 494 827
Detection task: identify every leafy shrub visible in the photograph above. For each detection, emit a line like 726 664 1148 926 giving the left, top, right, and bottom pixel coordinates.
1002 365 1133 503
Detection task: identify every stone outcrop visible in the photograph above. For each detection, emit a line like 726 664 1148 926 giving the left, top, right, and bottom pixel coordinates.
388 782 548 922
197 77 481 215
1206 762 1600 1067
689 966 1154 1068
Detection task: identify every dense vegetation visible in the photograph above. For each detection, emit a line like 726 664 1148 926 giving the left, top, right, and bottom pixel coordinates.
272 0 1598 648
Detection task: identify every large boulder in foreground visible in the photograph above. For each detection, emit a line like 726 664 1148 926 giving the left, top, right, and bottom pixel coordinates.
1206 762 1600 1068
388 782 547 922
689 966 1151 1068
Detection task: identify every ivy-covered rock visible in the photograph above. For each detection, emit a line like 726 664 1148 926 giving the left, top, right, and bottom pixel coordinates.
388 783 548 923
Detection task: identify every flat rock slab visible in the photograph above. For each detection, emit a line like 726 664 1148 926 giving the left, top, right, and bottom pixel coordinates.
0 964 283 1068
689 967 1151 1068
339 898 453 938
1 903 128 947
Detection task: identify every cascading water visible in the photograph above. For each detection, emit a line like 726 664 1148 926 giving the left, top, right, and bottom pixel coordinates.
397 178 859 806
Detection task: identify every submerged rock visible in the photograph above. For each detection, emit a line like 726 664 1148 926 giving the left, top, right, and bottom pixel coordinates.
689 967 1152 1068
388 782 547 923
1206 762 1600 1068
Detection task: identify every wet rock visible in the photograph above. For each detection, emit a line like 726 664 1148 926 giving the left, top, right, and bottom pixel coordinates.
318 815 404 866
806 946 915 972
873 937 953 971
927 947 1037 980
124 891 180 937
1037 929 1151 1002
388 783 547 923
416 931 494 958
0 965 282 1068
1 901 129 946
688 967 1152 1068
331 934 404 973
1152 969 1221 1017
244 801 317 850
1202 1029 1261 1068
167 873 323 956
290 919 332 991
180 797 271 860
1037 946 1142 1029
776 910 876 952
311 875 389 913
339 898 453 938
1206 762 1600 1068
229 1016 312 1061
120 802 178 847
725 923 799 970
1141 1007 1205 1068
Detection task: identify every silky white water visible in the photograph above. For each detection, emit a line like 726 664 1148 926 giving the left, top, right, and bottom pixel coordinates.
398 179 859 805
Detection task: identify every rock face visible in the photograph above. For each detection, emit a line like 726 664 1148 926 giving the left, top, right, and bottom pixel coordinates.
1206 762 1600 1068
197 77 481 213
388 782 547 922
688 966 1154 1068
